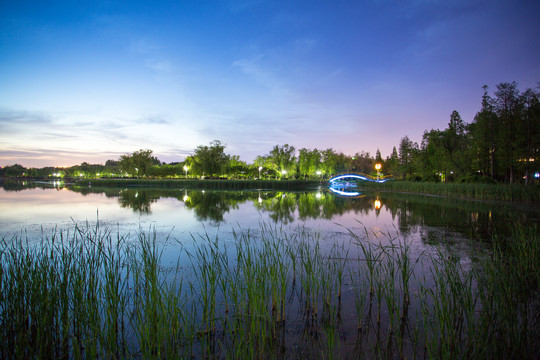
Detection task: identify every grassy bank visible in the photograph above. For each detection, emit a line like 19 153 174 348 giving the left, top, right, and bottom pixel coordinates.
1 223 538 359
359 180 540 202
73 178 323 190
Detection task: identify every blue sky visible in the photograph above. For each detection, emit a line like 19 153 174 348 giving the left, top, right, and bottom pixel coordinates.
1 0 539 167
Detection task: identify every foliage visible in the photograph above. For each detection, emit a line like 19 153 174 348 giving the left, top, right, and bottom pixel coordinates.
119 149 160 178
192 140 229 177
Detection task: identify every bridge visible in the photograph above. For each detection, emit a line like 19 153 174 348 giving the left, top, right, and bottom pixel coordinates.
329 172 393 184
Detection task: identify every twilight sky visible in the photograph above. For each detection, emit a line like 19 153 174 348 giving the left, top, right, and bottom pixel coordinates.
1 0 539 167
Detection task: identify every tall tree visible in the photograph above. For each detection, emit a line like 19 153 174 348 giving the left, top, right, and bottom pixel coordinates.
298 148 322 179
193 140 229 177
518 88 540 184
398 136 419 178
494 82 521 183
470 85 498 178
119 149 160 178
267 144 296 177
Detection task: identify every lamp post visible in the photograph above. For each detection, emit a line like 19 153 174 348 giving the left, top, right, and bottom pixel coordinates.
258 166 263 179
183 165 189 178
375 163 382 181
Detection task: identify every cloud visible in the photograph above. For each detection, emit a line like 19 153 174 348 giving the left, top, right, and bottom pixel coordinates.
140 116 170 125
0 108 52 127
233 55 291 96
129 38 161 54
145 59 174 72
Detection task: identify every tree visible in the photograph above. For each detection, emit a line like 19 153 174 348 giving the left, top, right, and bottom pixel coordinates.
443 110 470 178
470 85 498 178
267 144 296 178
398 136 419 178
119 149 160 178
193 140 229 177
518 88 540 184
494 82 521 183
298 148 322 179
385 147 400 176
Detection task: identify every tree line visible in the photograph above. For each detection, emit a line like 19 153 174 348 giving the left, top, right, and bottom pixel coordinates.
1 82 538 184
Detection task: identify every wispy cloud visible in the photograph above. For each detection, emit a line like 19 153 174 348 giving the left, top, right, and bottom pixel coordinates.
145 59 175 72
0 108 52 127
129 38 161 54
139 116 170 125
233 54 291 97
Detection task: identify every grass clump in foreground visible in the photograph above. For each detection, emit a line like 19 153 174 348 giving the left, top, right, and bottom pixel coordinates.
0 222 538 359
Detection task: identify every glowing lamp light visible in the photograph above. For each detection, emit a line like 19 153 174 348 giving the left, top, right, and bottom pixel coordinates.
375 163 382 170
535 172 540 179
374 199 381 210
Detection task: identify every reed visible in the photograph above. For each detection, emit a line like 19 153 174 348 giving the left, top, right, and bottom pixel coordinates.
359 180 540 203
0 221 538 359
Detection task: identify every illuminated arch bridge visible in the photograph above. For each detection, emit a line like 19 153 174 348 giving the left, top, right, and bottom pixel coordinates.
329 172 393 184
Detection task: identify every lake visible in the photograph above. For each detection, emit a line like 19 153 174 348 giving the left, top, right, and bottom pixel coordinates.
1 180 535 244
1 180 538 359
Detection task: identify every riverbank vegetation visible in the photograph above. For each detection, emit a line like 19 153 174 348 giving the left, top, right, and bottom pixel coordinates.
1 82 538 185
1 222 538 359
359 180 540 203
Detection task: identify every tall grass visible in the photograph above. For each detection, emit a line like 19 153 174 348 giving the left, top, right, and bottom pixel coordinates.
359 180 540 203
0 222 538 359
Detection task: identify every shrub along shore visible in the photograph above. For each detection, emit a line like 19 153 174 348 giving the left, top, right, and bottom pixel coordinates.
1 222 538 359
72 178 323 190
358 180 540 203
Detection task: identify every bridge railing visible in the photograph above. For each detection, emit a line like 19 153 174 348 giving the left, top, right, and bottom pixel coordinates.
329 172 394 182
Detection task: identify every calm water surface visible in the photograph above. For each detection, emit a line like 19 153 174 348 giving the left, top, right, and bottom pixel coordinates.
1 181 536 255
1 181 538 358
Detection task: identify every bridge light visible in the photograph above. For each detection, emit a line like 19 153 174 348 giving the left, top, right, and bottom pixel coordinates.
375 163 382 181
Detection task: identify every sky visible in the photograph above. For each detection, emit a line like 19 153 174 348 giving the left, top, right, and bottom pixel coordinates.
1 0 539 168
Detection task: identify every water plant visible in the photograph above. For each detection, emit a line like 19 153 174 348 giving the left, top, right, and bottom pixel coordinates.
0 221 538 359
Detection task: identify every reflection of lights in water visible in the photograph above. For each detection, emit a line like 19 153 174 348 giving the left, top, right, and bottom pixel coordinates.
258 197 262 203
183 195 189 202
316 192 322 199
329 187 360 197
135 192 138 198
374 199 381 210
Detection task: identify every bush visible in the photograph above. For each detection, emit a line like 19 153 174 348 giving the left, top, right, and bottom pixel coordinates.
458 174 497 184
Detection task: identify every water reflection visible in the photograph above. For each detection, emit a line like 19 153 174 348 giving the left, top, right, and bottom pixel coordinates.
1 180 536 243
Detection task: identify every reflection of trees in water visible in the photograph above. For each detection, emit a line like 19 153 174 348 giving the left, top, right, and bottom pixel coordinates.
183 191 242 224
117 190 159 214
255 191 375 224
379 193 523 244
256 192 297 224
58 185 535 237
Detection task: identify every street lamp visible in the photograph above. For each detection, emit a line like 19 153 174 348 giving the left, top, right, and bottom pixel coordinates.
375 163 382 181
183 165 189 178
258 166 263 179
281 170 287 179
